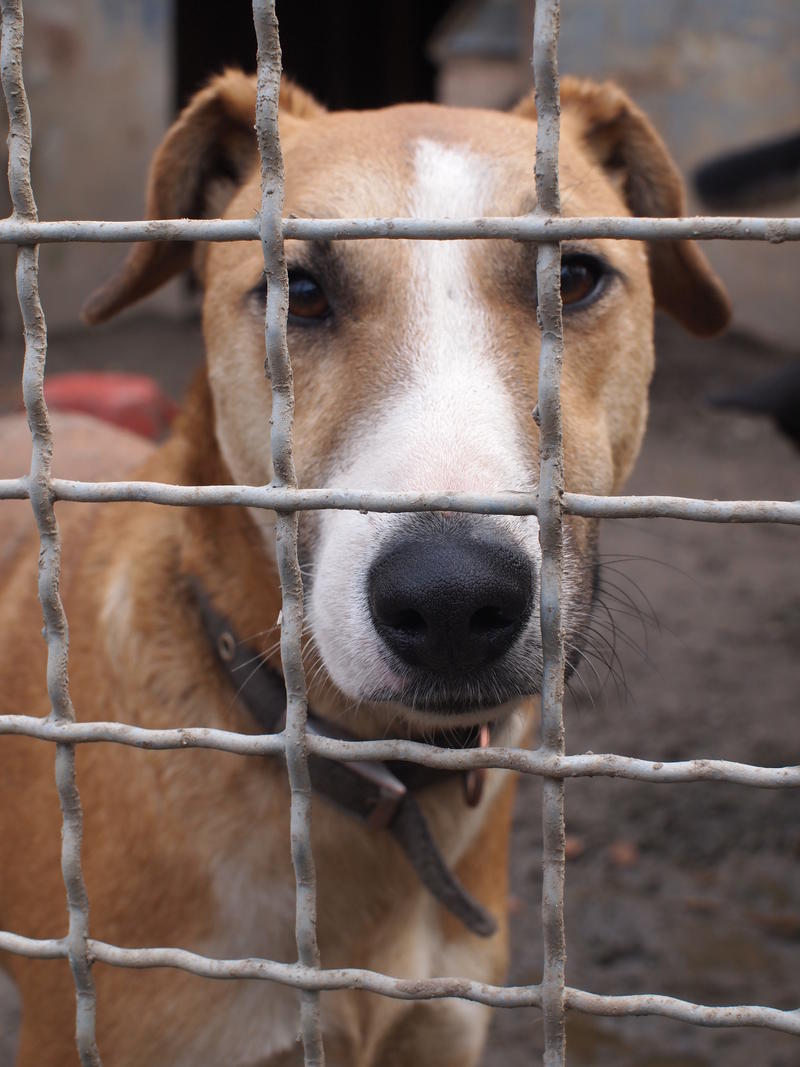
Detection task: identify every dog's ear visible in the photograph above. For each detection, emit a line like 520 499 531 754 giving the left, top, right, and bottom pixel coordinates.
82 71 324 325
513 79 731 336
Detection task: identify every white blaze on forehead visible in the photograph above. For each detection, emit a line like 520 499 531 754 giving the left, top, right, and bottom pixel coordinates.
411 135 492 218
336 137 531 494
399 137 528 492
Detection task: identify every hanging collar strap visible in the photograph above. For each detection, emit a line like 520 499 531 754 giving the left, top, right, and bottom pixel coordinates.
189 578 497 938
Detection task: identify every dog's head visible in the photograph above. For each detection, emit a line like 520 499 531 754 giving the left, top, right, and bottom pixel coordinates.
85 72 729 728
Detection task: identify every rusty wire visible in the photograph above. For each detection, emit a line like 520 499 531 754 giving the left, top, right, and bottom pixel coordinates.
0 0 100 1062
0 0 798 1064
252 1 325 1061
532 1 569 1061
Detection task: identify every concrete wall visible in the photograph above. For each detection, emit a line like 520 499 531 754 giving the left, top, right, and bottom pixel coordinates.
434 0 800 348
557 0 799 350
0 0 176 334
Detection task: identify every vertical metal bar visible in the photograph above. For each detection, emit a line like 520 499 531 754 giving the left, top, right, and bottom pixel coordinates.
532 0 567 1064
0 1 101 1063
251 3 325 1065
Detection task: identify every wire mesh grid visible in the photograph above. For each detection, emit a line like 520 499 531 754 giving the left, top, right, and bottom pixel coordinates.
0 0 798 1063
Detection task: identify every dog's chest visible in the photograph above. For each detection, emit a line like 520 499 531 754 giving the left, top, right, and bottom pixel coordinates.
189 819 486 1065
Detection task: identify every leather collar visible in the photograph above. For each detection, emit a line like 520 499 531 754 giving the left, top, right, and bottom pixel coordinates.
189 578 497 938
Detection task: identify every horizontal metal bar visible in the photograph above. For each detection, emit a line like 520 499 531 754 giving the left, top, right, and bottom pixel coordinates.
0 218 258 244
0 215 796 245
1 478 798 525
564 989 800 1034
2 716 798 788
0 930 67 958
565 493 800 524
1 931 798 1035
0 930 544 1006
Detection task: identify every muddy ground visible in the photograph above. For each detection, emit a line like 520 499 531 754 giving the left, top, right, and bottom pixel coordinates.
0 312 798 1065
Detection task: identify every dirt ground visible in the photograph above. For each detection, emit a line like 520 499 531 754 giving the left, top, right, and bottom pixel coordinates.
0 311 798 1065
485 318 800 1067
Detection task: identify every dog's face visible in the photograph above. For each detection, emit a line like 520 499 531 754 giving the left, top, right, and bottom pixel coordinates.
85 74 729 728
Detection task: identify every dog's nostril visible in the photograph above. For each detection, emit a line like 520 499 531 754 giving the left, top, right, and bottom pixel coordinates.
388 608 427 634
469 605 514 635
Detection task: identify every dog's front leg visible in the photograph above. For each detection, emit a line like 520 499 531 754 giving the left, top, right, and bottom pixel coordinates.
372 999 493 1067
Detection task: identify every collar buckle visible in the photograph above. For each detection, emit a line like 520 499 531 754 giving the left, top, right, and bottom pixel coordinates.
462 724 491 807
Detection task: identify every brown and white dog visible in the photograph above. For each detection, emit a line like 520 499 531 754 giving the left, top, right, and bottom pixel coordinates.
0 73 729 1065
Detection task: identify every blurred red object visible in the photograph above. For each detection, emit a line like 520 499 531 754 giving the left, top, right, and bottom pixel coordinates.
42 372 178 440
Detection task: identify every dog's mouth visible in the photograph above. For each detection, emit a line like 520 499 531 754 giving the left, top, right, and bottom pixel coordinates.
361 610 591 726
366 665 540 726
369 674 539 717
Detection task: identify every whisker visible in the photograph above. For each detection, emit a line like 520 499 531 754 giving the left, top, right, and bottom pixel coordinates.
231 637 283 674
592 595 652 663
235 621 282 646
578 629 631 704
570 636 622 704
596 574 658 628
564 652 598 714
596 565 661 626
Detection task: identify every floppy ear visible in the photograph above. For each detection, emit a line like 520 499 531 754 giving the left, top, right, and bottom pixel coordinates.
513 78 731 336
82 71 324 325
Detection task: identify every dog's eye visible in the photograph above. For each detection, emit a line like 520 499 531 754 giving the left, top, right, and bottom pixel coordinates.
560 254 607 308
288 270 330 323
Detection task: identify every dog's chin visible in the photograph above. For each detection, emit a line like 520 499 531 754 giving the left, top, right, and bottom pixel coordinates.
353 623 595 730
366 679 539 730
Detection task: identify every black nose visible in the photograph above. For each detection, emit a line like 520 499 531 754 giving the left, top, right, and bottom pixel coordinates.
368 524 534 674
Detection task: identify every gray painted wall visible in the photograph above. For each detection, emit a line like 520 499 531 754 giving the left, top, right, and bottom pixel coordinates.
0 0 176 333
436 0 799 348
557 0 799 348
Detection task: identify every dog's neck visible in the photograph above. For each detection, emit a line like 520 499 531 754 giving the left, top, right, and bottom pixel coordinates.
168 374 394 740
171 369 285 658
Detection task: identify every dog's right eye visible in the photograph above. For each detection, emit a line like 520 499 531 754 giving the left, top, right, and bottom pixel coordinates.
288 270 331 323
560 253 608 309
249 271 332 324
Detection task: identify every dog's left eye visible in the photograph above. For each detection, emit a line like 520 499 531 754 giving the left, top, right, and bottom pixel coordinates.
560 254 607 308
288 270 331 323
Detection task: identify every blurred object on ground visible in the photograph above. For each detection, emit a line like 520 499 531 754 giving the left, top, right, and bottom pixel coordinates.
709 361 800 450
0 410 153 571
42 371 178 440
0 314 203 417
694 131 800 211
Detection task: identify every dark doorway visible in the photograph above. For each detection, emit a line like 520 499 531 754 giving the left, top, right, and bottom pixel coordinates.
175 0 456 113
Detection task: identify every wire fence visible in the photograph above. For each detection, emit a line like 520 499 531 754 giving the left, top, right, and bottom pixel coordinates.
0 0 798 1064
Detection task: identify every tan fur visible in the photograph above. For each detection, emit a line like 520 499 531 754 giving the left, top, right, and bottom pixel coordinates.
0 72 728 1065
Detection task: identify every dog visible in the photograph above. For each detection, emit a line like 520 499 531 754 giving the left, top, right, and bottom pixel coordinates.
0 72 729 1066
